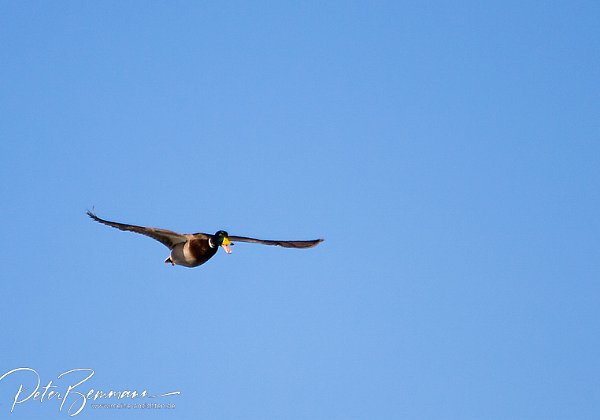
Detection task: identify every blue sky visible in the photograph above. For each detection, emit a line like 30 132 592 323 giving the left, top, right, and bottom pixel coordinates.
1 1 599 419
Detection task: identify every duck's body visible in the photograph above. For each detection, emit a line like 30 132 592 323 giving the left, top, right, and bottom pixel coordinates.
167 236 217 267
86 211 323 268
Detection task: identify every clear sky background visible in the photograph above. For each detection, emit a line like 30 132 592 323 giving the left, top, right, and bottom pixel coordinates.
1 1 599 419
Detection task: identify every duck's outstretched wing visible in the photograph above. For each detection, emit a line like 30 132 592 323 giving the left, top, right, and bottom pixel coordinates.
86 210 187 249
228 235 323 249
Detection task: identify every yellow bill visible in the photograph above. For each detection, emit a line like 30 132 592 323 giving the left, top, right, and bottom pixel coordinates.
221 237 232 254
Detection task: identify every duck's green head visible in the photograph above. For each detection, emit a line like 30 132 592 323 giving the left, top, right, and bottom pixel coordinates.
214 230 232 254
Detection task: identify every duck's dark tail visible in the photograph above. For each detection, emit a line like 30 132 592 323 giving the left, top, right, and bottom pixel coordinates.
164 257 174 266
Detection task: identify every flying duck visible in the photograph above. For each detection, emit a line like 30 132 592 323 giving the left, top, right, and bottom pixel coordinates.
86 211 323 268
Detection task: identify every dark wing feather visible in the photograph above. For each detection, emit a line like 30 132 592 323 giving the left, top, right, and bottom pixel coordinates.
228 235 323 249
86 210 187 249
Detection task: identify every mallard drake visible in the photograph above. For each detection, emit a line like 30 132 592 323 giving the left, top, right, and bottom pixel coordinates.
86 211 323 268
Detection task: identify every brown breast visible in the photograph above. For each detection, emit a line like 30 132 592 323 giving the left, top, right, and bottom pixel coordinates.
188 238 219 266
